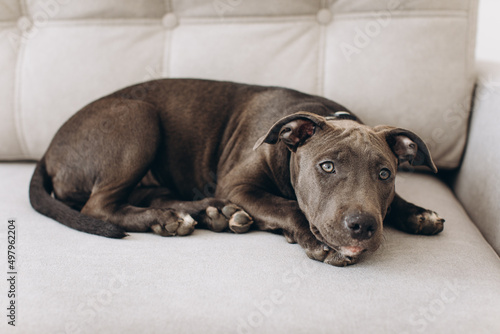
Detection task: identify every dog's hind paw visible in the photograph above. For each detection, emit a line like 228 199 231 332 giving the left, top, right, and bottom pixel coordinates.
151 210 197 236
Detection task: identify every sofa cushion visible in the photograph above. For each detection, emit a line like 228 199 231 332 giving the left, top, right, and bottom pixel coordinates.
1 164 499 333
454 61 500 255
0 0 477 168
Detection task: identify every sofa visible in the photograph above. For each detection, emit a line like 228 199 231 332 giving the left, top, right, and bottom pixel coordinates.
1 0 499 333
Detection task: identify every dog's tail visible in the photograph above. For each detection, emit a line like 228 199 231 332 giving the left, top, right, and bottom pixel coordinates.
29 158 127 238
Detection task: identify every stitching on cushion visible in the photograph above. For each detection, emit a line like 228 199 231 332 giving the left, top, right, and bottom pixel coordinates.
13 0 30 158
163 27 172 78
317 26 326 96
466 0 479 80
459 0 478 165
333 10 468 21
162 0 172 77
36 19 161 27
317 5 326 96
317 0 334 96
8 10 467 27
178 15 317 25
20 0 29 16
12 16 314 25
10 12 467 27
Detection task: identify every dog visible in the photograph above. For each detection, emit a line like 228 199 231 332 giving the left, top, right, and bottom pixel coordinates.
29 79 444 266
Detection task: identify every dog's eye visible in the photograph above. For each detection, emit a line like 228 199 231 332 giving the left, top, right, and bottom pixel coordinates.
379 168 391 180
320 162 335 173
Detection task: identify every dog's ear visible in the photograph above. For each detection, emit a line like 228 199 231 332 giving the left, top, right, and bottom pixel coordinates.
253 112 325 152
375 126 437 173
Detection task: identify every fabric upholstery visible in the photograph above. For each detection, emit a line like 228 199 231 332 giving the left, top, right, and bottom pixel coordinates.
2 1 498 333
0 0 478 168
454 61 500 255
0 164 499 333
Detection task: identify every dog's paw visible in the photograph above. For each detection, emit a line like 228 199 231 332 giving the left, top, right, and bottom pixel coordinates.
222 204 253 233
407 209 445 235
151 210 197 236
202 204 253 233
203 206 229 232
283 231 297 244
323 250 360 267
300 235 359 267
305 245 359 267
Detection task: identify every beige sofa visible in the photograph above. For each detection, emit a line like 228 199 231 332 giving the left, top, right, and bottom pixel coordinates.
1 0 499 333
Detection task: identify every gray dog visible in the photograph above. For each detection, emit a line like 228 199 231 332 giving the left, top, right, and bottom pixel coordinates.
29 79 444 266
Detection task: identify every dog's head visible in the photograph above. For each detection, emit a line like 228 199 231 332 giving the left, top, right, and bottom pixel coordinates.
254 112 436 259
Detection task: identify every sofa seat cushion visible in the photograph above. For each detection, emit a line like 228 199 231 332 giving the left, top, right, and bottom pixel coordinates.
1 163 499 333
0 0 478 169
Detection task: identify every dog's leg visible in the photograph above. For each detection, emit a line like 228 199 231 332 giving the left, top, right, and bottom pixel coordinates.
227 187 356 266
78 165 197 237
82 191 196 236
384 193 444 235
128 187 253 233
48 98 195 236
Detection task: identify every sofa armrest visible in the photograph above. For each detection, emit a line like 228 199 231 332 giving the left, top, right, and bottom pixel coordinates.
453 60 500 255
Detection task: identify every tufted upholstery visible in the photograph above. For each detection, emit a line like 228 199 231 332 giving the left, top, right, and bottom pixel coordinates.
2 2 500 334
0 0 477 169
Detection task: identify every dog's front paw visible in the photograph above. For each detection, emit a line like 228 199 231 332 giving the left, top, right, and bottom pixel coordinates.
151 210 197 236
323 248 361 267
202 204 253 233
306 245 359 267
221 204 253 233
204 206 230 232
407 209 445 235
300 235 359 267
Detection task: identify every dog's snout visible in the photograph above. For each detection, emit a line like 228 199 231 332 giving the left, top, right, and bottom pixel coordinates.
345 213 377 240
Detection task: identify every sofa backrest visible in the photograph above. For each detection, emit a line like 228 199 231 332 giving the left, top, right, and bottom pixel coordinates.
0 0 478 169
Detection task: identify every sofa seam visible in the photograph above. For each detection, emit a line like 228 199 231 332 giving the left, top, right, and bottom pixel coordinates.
164 0 171 13
172 15 317 25
466 0 479 81
166 0 173 78
12 0 30 159
455 0 480 172
317 16 326 95
26 19 164 27
0 21 17 27
1 10 468 27
20 0 30 16
163 29 173 78
315 0 328 96
333 9 468 21
165 11 468 25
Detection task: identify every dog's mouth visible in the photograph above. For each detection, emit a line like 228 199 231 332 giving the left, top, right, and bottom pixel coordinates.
310 224 367 257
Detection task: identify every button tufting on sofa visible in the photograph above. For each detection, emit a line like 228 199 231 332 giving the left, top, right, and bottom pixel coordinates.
1 1 500 333
162 12 179 29
17 16 32 33
316 8 333 25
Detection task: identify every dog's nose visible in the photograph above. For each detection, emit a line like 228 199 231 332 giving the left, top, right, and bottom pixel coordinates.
345 213 377 240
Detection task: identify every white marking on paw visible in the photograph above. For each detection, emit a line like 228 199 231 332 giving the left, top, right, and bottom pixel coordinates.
180 213 196 226
428 211 439 221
